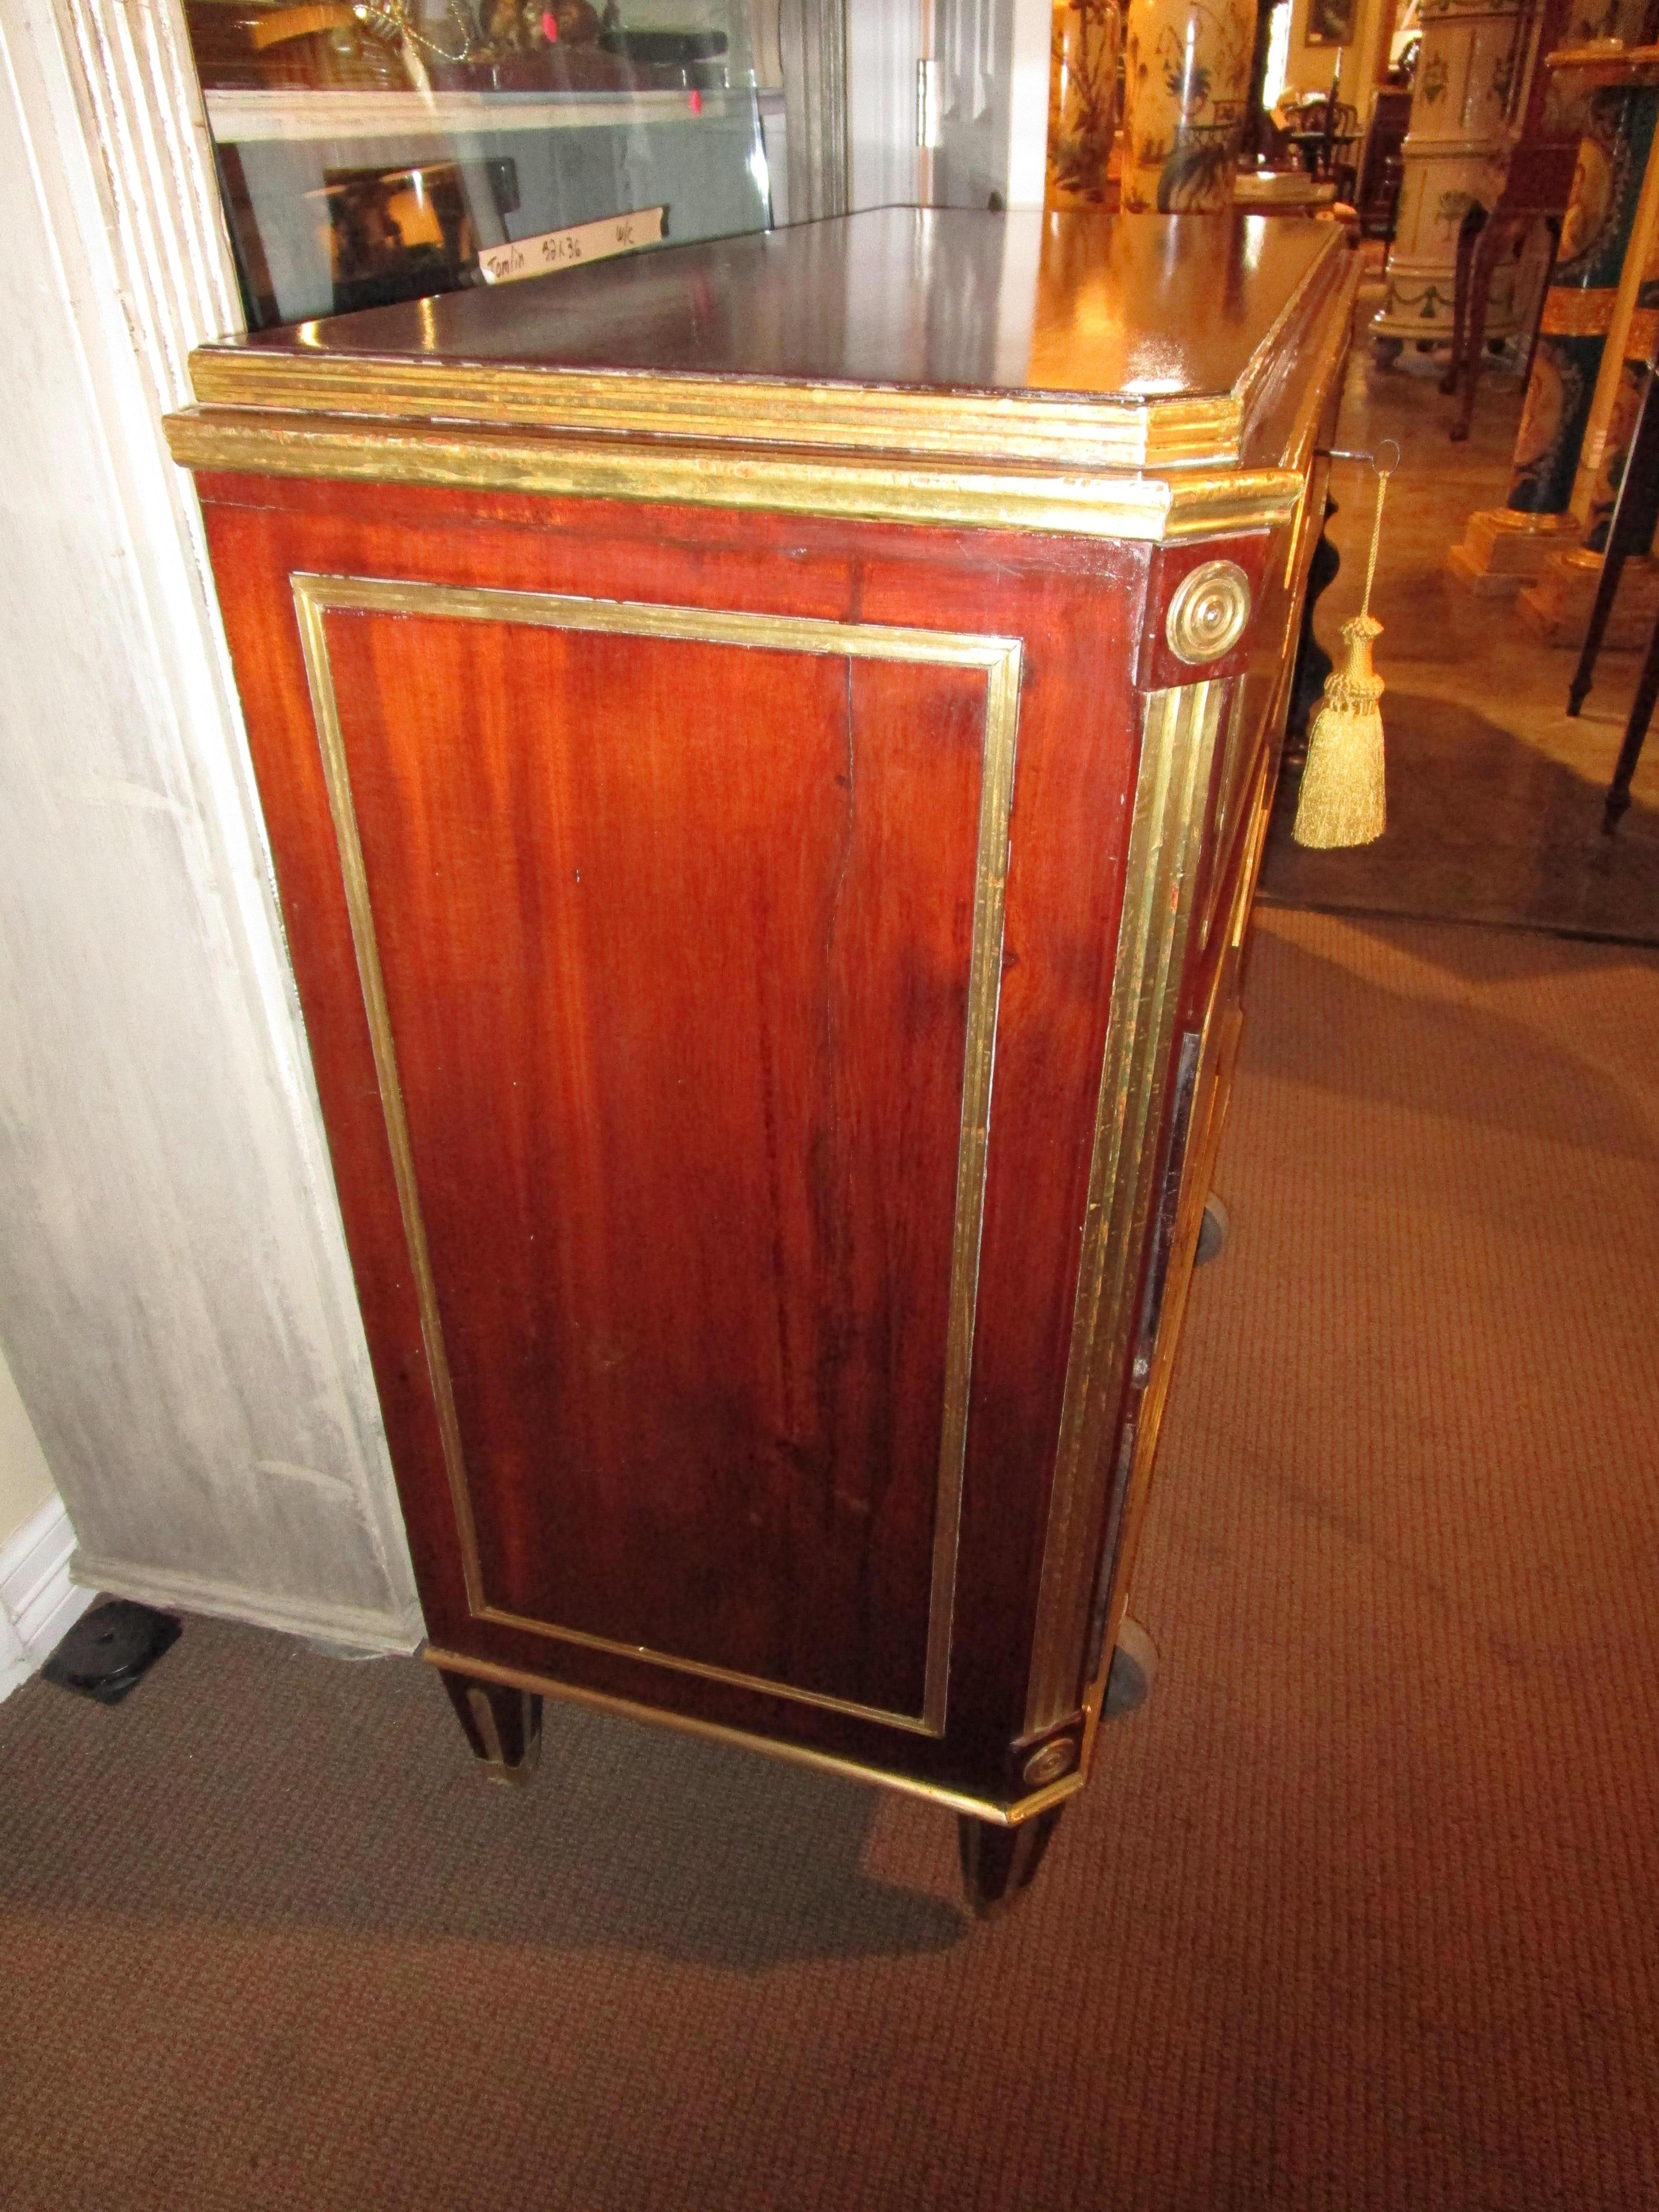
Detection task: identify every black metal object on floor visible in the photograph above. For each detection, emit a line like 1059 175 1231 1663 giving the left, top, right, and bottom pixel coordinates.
1195 1194 1231 1268
1103 1617 1160 1721
42 1598 181 1705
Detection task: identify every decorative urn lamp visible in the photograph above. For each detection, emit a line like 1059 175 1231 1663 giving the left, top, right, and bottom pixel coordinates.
1046 0 1122 207
1120 0 1255 210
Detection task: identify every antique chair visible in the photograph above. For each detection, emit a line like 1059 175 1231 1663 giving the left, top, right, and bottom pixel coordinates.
1355 86 1413 240
1282 94 1362 202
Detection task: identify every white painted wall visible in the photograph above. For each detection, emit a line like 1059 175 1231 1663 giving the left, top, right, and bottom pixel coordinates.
0 1340 93 1702
0 1340 55 1550
1005 0 1050 209
0 0 422 1652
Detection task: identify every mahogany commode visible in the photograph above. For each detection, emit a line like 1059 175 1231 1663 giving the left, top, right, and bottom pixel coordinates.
167 207 1355 1913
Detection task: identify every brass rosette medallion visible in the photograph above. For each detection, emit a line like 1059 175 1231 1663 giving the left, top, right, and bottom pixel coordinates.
1165 559 1252 664
1021 1736 1078 1787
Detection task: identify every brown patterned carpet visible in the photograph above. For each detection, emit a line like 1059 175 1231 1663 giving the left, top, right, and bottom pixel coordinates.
3 907 1656 2211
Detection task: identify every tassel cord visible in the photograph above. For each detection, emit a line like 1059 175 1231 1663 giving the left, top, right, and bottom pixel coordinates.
1292 454 1394 851
1359 469 1388 622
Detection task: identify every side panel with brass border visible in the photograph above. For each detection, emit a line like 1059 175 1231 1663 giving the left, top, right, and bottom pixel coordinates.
1023 678 1229 1735
1076 744 1275 1761
193 464 1162 1818
293 574 1023 1738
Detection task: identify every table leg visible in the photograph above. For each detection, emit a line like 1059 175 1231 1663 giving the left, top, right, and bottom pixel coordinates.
1440 203 1483 404
1449 214 1504 445
957 1808 1064 1917
1570 544 1632 718
439 1668 543 1784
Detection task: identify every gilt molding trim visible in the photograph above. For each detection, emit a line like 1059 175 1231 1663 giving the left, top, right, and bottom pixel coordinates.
1024 678 1230 1731
167 405 1306 544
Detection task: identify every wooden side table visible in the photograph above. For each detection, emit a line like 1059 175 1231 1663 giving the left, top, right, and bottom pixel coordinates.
1441 138 1579 441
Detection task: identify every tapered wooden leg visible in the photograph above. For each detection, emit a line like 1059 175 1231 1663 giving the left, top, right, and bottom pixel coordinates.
439 1668 542 1785
1440 203 1482 401
1570 544 1630 717
1450 217 1505 444
957 1807 1064 1919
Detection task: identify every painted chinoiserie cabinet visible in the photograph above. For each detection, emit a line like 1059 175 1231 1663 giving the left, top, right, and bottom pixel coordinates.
166 209 1355 1913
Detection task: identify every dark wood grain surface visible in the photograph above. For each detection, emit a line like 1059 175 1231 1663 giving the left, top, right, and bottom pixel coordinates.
176 175 1356 1832
201 475 1167 1786
213 208 1333 407
326 608 985 1717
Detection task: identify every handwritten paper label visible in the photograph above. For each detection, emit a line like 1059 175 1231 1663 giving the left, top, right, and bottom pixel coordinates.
477 206 666 286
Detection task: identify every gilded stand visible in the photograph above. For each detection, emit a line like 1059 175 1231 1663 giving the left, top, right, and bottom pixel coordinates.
1449 46 1659 595
1519 49 1659 642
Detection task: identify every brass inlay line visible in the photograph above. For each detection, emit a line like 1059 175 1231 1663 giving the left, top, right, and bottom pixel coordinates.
1074 744 1271 1781
1212 684 1254 863
927 634 1021 1714
423 1645 1087 1828
293 573 1024 1740
191 346 1241 474
1022 678 1227 1734
292 577 489 1619
166 406 1304 547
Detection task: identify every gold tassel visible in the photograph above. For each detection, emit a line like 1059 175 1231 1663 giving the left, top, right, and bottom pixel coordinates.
1294 466 1390 850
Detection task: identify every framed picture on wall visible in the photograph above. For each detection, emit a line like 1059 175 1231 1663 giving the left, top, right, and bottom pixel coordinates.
1304 0 1355 43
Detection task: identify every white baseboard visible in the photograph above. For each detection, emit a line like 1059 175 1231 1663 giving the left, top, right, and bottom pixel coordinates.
69 1549 425 1656
0 1493 97 1703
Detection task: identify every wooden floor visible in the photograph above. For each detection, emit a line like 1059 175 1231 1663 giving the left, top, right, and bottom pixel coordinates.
1261 298 1659 943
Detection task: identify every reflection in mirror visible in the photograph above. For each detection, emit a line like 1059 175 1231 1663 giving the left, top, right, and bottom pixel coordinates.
184 0 782 327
